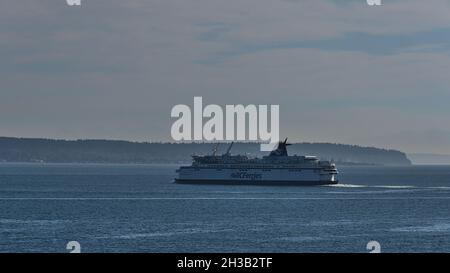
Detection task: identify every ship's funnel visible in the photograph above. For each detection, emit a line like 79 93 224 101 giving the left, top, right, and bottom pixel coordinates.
269 138 290 156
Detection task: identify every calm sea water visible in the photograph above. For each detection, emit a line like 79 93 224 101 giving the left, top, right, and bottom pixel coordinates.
0 163 449 253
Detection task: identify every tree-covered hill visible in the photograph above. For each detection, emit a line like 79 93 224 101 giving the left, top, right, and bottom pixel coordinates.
0 137 411 165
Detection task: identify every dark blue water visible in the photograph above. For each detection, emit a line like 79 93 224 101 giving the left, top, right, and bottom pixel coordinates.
1 163 449 253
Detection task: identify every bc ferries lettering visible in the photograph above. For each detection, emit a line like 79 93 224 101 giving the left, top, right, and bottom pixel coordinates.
231 172 262 180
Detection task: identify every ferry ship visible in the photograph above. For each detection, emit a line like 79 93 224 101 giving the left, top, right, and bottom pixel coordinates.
175 139 338 186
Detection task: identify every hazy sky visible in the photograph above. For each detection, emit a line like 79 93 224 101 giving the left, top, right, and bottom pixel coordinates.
1 0 450 154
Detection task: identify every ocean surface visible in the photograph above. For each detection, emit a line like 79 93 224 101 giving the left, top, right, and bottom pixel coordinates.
0 163 449 253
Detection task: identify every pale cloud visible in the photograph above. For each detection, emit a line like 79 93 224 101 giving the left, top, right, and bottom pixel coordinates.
1 0 450 153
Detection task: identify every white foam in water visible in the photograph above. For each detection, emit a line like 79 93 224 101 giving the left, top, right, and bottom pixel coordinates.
324 184 440 189
324 184 366 188
430 186 450 190
372 185 416 189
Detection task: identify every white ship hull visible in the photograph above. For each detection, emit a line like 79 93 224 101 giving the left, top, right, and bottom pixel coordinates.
176 167 338 186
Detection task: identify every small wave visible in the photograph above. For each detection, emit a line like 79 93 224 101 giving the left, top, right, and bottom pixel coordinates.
391 223 450 233
0 219 69 225
308 220 355 227
280 236 322 242
109 228 234 239
115 232 182 239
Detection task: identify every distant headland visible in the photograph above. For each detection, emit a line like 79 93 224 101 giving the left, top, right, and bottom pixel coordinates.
0 137 412 166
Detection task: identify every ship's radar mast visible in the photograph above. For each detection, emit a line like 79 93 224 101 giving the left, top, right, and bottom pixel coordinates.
224 142 234 156
211 143 220 156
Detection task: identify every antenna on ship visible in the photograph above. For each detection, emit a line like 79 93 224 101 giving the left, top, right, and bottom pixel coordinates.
211 143 220 156
224 142 234 156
